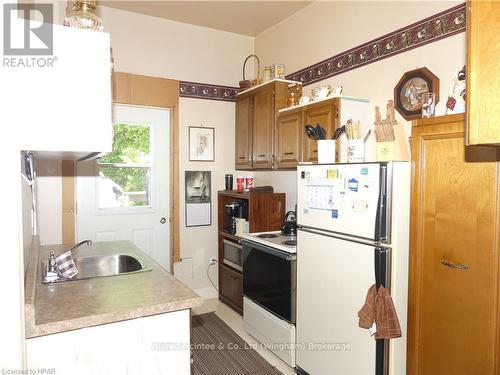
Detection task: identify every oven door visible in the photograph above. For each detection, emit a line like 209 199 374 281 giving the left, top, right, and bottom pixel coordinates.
242 240 296 324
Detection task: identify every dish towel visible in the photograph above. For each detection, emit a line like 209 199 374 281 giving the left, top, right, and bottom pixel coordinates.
55 250 79 279
357 284 402 339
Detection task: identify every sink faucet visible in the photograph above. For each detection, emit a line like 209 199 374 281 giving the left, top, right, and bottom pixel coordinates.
43 240 92 284
68 239 93 255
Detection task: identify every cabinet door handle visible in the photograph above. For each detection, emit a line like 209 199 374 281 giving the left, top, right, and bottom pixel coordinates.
440 259 470 270
258 154 266 158
238 156 246 160
284 152 294 155
313 149 318 153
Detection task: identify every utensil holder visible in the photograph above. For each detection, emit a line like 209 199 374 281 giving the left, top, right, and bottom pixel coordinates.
347 139 365 163
317 140 336 164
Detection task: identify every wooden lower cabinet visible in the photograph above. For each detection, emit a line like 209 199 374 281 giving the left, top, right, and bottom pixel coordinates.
408 114 500 375
219 263 243 314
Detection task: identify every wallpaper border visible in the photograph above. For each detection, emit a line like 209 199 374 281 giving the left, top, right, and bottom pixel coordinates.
179 3 466 101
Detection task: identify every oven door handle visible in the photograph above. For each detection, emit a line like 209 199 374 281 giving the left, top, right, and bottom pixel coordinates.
242 240 295 261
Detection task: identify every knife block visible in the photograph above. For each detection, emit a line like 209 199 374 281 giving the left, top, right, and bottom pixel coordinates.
376 124 410 161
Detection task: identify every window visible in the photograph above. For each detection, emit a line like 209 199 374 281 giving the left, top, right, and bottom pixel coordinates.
97 123 151 209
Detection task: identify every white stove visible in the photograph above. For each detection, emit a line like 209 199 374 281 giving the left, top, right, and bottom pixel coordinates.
242 230 297 253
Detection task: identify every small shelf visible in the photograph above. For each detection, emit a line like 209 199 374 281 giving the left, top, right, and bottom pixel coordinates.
217 190 250 199
236 78 302 96
217 187 274 200
218 230 241 242
278 95 370 114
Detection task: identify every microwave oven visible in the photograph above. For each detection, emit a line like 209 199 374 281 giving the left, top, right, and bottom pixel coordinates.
223 239 242 271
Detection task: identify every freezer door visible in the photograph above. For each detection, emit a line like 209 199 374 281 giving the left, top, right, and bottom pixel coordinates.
296 229 390 375
297 163 387 241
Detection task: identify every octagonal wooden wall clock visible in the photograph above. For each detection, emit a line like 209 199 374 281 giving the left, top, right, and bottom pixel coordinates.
394 67 439 120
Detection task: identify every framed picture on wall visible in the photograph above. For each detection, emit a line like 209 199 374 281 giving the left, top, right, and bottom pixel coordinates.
189 126 215 162
185 171 211 227
394 67 440 120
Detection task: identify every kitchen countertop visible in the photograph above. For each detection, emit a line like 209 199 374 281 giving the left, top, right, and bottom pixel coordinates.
25 240 202 338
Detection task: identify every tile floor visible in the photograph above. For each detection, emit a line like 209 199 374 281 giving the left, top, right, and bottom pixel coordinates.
192 298 296 375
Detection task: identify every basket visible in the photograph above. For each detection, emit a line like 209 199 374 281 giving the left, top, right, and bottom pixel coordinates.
239 54 261 89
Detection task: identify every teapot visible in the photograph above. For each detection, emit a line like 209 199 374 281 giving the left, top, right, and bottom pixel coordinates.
282 210 297 236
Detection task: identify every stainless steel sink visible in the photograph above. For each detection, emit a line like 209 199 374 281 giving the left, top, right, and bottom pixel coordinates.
42 254 151 284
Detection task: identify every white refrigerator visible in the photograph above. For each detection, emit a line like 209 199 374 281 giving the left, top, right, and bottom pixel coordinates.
296 162 410 375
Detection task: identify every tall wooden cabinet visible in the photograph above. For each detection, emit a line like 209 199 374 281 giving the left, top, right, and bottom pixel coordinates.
408 114 500 374
466 1 500 145
217 190 285 314
235 95 252 169
252 87 274 169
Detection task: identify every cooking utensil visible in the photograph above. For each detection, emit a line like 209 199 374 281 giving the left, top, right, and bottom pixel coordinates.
305 124 318 140
333 126 345 140
346 120 361 140
315 123 326 140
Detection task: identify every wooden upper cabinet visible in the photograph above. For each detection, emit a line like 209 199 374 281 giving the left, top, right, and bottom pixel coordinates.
276 109 302 169
408 114 500 375
303 99 339 162
235 94 252 169
466 1 500 145
234 80 302 170
252 86 274 169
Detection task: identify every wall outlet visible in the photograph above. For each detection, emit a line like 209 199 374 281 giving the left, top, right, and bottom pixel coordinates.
209 256 218 265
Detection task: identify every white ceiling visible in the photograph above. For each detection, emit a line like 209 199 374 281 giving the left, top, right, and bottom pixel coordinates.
99 1 312 36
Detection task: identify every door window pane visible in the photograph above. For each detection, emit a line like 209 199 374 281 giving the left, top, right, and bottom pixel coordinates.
97 124 152 209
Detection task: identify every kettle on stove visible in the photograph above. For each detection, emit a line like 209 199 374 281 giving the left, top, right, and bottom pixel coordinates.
282 210 297 236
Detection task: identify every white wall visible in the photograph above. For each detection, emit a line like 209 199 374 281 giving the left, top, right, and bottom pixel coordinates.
176 98 236 290
97 5 253 85
36 160 62 245
253 1 466 209
36 5 253 291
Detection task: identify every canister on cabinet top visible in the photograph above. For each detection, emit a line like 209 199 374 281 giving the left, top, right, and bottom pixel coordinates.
225 174 233 190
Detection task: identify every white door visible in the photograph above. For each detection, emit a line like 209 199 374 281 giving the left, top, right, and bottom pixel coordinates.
296 229 380 375
76 104 170 271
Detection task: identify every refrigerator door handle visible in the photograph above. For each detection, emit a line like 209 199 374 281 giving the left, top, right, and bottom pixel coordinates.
374 164 389 243
374 248 389 290
374 247 390 375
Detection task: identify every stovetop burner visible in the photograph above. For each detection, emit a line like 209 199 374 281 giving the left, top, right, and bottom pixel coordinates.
258 233 279 238
243 231 297 253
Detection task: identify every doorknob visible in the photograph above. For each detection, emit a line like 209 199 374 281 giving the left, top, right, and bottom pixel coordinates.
160 217 167 224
